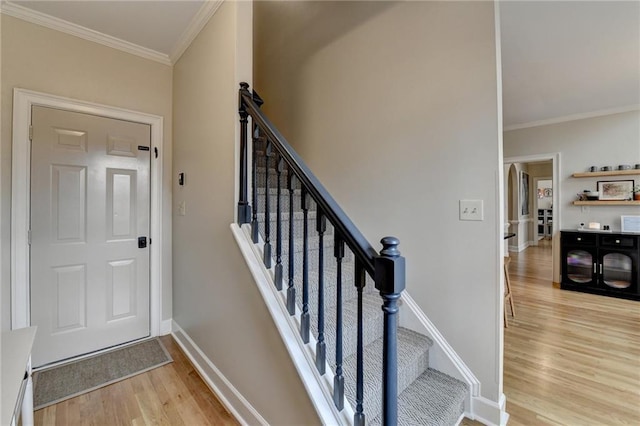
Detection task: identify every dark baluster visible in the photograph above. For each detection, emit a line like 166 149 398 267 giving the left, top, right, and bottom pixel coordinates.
251 126 260 243
354 259 366 426
333 235 345 411
263 141 272 268
250 89 264 241
374 237 405 426
315 211 326 374
237 83 250 224
286 172 296 315
274 155 284 290
300 187 310 343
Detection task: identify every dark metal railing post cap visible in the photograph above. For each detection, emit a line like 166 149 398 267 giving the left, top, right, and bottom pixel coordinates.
380 236 401 257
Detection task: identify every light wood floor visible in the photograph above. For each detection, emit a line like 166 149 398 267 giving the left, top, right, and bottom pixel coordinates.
503 240 640 425
34 335 239 426
34 243 640 425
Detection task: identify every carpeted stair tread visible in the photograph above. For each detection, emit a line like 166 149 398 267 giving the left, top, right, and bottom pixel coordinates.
369 368 468 426
309 292 384 363
342 327 433 421
287 261 376 311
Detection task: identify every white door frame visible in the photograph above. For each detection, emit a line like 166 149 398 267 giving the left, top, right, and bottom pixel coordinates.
504 152 561 280
11 88 164 340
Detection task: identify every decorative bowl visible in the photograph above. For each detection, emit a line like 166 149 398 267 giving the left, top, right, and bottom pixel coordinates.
584 191 599 200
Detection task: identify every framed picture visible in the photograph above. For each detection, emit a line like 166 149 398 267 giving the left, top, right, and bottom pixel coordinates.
520 171 530 215
597 180 634 200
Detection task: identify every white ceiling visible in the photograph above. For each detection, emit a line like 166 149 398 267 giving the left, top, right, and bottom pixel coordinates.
500 1 640 128
3 1 639 128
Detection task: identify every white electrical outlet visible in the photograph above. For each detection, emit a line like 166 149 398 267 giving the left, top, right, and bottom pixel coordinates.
459 200 484 221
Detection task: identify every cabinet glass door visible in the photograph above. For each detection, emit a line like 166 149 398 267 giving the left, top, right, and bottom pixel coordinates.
602 253 632 289
566 250 593 283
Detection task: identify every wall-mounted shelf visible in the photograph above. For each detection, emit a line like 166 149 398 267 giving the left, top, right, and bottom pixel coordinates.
573 200 640 206
572 170 640 178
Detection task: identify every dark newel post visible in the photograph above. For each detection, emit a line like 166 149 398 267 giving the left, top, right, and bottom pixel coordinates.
354 258 366 426
333 235 345 411
286 173 296 315
263 141 272 268
374 236 405 426
315 211 327 374
237 82 251 224
300 187 310 343
274 155 284 291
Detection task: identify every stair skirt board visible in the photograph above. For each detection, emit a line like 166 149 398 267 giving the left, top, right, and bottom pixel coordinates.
233 221 494 425
231 223 353 425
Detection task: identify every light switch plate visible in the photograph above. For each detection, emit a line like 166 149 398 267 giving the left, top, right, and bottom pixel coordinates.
178 201 186 216
460 200 483 221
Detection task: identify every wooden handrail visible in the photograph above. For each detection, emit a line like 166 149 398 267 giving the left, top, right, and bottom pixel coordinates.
239 83 378 275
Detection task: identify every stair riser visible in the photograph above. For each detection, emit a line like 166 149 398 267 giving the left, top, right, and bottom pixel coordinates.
343 330 431 421
254 169 300 189
308 294 384 366
282 263 368 311
256 215 336 242
256 192 306 214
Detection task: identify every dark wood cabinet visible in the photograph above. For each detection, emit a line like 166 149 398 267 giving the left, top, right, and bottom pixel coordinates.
561 231 639 301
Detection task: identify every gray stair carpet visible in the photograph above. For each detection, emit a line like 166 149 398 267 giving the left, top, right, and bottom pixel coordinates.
254 163 467 424
369 368 468 426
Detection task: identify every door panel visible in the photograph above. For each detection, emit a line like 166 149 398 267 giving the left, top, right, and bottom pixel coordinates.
107 259 137 320
52 264 86 332
30 106 151 367
51 165 87 242
107 169 137 240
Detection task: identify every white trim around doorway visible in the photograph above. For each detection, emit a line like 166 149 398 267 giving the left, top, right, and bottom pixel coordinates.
503 153 561 239
11 88 164 340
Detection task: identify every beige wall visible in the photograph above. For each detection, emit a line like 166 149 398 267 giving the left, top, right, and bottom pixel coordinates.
1 15 174 332
504 111 640 232
255 1 503 402
171 2 318 423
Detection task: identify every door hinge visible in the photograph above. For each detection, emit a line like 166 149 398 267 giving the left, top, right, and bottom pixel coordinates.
28 229 31 245
29 125 33 141
149 238 152 245
154 147 158 158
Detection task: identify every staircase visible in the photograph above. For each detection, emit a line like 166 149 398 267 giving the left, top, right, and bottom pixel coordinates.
237 83 468 425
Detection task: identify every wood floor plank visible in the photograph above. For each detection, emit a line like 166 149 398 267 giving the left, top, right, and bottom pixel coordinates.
33 336 240 426
503 241 640 425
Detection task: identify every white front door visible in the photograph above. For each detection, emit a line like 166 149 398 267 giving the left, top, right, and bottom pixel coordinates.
30 106 151 367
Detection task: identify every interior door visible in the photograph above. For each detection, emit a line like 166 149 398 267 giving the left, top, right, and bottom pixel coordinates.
30 106 151 367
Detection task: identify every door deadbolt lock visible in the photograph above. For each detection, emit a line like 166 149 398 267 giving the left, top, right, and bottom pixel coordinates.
138 236 147 248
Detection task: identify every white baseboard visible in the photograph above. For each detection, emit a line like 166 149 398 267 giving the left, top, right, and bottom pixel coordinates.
508 241 529 253
400 292 479 415
171 320 269 426
470 393 509 426
160 319 172 335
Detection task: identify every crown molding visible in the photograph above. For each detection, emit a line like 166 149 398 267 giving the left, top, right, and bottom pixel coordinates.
0 1 172 66
169 0 224 64
504 104 640 132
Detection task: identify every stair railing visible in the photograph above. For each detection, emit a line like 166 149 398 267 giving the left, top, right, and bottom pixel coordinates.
238 82 405 426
